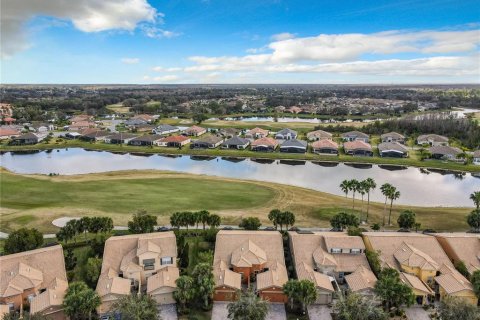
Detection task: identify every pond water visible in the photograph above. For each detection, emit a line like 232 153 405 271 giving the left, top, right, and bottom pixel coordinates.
1 148 478 207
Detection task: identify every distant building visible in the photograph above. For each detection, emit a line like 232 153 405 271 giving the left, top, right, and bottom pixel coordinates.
341 131 369 143
307 130 333 141
417 134 449 146
381 132 405 144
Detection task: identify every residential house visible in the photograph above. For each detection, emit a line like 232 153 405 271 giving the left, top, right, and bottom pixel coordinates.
279 139 307 153
152 124 180 135
341 131 369 143
157 135 191 147
213 231 288 303
251 137 278 152
125 118 148 127
31 122 54 133
128 135 164 146
218 128 241 138
434 233 480 276
473 150 480 165
131 124 155 133
435 264 477 305
131 114 155 123
289 232 374 304
184 125 206 137
96 232 178 316
312 140 338 155
0 245 68 320
0 128 20 140
221 136 250 150
68 121 96 131
378 142 409 158
274 106 286 113
381 132 405 144
417 134 449 146
104 133 137 144
343 141 373 157
307 130 332 141
245 127 269 139
10 133 41 145
429 146 462 160
344 266 377 296
275 128 298 140
79 130 111 142
399 272 434 305
70 114 93 123
287 106 302 114
362 232 457 305
191 135 224 149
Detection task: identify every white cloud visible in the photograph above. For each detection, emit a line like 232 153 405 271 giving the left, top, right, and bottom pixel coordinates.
1 0 158 58
121 57 140 64
141 26 181 39
152 66 182 72
271 32 296 41
152 75 180 82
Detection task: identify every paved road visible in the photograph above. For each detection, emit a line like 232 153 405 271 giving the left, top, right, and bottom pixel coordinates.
212 302 286 320
211 302 229 320
307 305 333 320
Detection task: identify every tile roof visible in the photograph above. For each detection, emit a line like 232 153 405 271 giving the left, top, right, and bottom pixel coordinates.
435 264 474 294
160 135 190 143
13 132 39 140
324 235 365 251
342 131 369 139
393 242 440 271
195 135 224 144
105 133 137 140
344 266 377 293
30 278 68 314
0 246 68 313
307 130 332 140
434 233 480 274
222 136 250 146
251 137 278 147
312 139 338 149
129 134 163 143
155 124 179 132
400 272 434 294
256 261 288 290
362 232 453 271
295 262 334 292
247 127 269 135
213 231 287 289
0 128 20 136
474 150 480 158
276 128 298 136
418 134 449 143
381 132 405 139
185 125 206 134
429 145 462 156
344 140 372 151
146 266 179 293
378 142 409 153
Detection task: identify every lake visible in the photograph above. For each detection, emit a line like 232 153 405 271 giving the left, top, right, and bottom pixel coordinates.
1 148 478 207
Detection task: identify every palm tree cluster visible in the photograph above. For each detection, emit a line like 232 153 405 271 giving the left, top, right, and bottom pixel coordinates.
380 183 401 226
170 210 221 230
339 178 377 222
283 279 318 314
268 209 296 231
56 216 113 243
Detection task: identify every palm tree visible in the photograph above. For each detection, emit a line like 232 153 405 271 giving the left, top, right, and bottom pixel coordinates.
387 187 401 226
350 179 360 210
340 180 351 200
364 178 377 223
358 181 367 221
198 210 211 230
380 183 393 226
470 191 480 209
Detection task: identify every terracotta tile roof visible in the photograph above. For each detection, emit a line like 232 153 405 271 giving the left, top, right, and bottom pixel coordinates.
295 262 334 292
195 135 224 144
185 125 206 134
312 247 337 267
129 134 163 143
214 260 242 290
344 140 372 151
30 278 68 314
146 266 179 293
251 137 278 147
362 232 453 271
434 233 480 274
213 231 287 289
342 131 369 139
344 266 377 293
160 135 190 143
400 272 434 295
429 145 462 156
378 142 408 153
381 132 405 139
435 264 474 295
0 128 20 136
256 261 288 290
393 242 440 271
312 139 338 149
0 246 68 313
418 134 448 143
247 127 269 135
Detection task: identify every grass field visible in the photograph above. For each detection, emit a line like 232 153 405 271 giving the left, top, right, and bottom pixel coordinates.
0 169 472 233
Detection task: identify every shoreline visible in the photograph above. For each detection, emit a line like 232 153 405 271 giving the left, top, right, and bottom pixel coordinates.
1 142 479 174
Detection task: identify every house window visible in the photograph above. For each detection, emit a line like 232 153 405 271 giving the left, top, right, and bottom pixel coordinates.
161 257 173 265
350 249 361 254
143 259 155 270
331 248 341 254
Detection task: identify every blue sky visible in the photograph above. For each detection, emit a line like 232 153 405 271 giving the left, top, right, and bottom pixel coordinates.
1 0 479 84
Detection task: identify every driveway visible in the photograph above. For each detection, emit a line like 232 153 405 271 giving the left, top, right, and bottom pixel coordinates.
405 306 430 320
307 305 333 320
212 302 286 320
158 304 177 320
266 303 286 320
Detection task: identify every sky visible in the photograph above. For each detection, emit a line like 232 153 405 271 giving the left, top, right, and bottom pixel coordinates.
1 0 479 84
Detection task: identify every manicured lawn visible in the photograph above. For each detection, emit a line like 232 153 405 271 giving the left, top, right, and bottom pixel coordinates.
0 170 473 234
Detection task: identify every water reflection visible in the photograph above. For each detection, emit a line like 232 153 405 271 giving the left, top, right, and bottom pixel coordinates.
0 148 478 207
